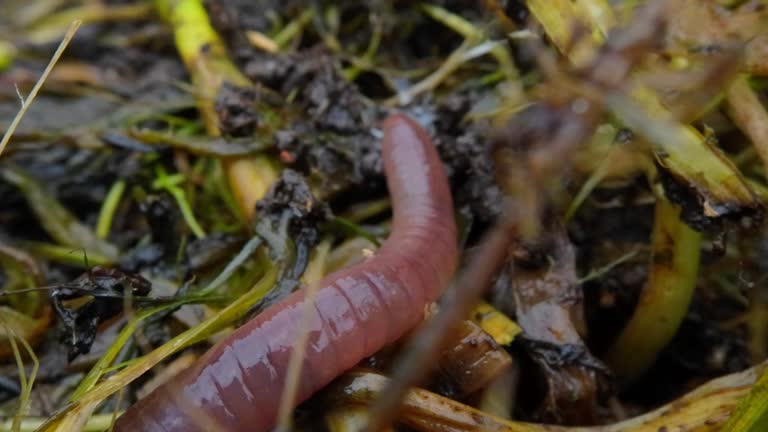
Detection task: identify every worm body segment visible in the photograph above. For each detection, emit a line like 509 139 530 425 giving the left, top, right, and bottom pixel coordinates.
114 114 458 432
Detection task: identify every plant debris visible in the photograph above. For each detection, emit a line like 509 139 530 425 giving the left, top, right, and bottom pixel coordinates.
2 0 768 431
52 266 151 361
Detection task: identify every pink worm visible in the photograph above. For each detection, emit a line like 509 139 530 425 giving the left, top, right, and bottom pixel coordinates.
113 114 458 432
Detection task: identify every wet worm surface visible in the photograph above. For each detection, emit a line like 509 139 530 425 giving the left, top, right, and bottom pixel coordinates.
113 114 458 432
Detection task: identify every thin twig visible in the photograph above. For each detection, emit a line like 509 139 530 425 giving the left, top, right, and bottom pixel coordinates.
727 75 768 177
0 19 82 158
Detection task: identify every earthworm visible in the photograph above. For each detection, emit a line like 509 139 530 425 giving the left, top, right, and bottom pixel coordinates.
113 114 458 432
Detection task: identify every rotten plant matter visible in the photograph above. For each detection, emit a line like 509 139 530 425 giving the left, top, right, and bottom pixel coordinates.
503 227 610 424
51 266 151 360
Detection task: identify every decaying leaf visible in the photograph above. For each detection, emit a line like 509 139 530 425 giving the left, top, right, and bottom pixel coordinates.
506 227 610 424
51 267 151 360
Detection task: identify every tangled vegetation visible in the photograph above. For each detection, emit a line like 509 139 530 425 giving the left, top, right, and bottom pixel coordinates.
2 0 768 431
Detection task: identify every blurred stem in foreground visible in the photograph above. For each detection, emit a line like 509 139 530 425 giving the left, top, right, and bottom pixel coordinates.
604 198 701 380
154 0 277 220
525 0 613 67
527 0 760 224
726 75 768 177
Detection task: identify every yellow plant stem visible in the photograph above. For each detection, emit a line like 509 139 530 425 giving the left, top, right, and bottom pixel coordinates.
605 198 701 380
155 0 277 220
337 362 766 432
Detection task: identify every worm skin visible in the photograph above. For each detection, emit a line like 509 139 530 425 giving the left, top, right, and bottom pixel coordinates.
113 114 458 432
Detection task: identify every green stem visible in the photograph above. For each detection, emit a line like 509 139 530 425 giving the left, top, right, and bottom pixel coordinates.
721 368 768 431
421 3 518 81
96 179 126 239
19 242 113 267
169 187 206 239
604 198 702 380
72 267 277 405
273 9 315 48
